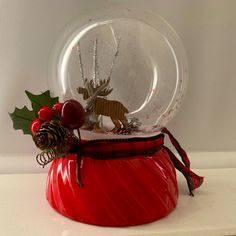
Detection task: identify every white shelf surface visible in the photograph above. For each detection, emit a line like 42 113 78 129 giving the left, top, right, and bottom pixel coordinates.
0 168 236 236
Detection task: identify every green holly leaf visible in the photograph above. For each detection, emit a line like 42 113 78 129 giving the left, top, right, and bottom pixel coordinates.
9 106 36 135
25 90 59 114
9 90 59 135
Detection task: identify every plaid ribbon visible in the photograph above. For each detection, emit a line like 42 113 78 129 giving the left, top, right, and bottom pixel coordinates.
161 128 204 196
72 128 204 195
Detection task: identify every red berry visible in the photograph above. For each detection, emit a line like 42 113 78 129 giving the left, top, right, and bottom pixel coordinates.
31 118 42 134
53 102 63 115
38 106 54 121
61 99 85 129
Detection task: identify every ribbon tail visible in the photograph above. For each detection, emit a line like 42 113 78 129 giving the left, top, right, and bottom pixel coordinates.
162 128 204 196
164 147 204 196
162 127 190 168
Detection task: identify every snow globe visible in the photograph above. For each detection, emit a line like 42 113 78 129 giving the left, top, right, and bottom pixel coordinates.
10 9 203 226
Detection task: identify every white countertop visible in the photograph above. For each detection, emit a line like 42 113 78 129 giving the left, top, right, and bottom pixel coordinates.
0 168 235 236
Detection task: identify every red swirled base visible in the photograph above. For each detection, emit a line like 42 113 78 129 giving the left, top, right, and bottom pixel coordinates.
46 148 178 226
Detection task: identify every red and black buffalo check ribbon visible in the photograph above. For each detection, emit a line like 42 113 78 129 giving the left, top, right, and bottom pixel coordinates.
73 128 204 196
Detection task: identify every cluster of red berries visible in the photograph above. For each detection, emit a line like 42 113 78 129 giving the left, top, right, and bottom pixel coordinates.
31 99 85 134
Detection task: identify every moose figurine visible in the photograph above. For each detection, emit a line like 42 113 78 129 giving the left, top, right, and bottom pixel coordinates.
77 78 128 133
76 38 129 133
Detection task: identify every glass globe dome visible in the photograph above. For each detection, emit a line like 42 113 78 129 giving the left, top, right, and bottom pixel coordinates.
49 9 188 139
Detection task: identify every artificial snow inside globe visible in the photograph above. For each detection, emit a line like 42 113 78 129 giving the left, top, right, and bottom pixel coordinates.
46 10 203 226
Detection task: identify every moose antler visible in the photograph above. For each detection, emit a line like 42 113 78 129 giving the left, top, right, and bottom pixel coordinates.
85 78 112 109
86 78 111 97
89 79 113 96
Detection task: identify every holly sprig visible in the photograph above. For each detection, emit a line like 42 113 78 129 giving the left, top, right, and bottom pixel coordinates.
9 90 59 135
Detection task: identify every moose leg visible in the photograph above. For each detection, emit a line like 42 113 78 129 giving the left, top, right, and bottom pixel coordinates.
111 117 121 133
89 112 100 131
120 116 128 130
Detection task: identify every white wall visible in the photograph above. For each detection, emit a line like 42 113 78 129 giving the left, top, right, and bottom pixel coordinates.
1 0 236 159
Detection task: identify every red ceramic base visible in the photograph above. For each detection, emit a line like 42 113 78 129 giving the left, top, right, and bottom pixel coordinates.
46 148 178 226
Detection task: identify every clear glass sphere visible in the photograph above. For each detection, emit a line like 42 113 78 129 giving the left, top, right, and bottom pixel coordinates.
49 9 188 139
